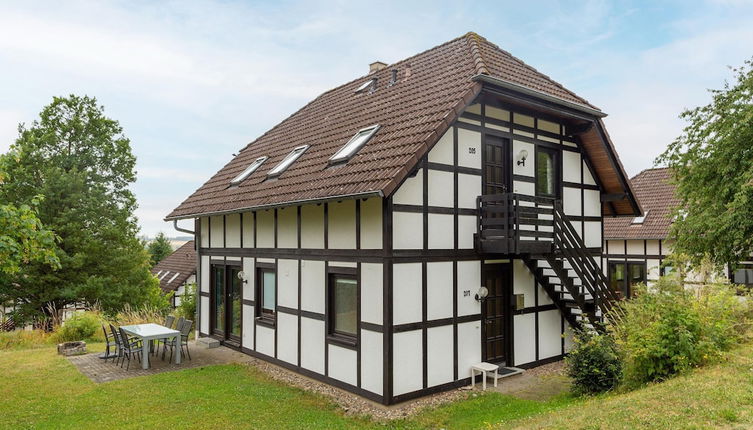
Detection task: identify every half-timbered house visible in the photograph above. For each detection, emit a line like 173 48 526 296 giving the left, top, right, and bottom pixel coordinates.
166 33 640 405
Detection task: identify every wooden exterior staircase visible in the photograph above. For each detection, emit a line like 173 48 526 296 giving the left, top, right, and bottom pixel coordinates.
475 193 621 332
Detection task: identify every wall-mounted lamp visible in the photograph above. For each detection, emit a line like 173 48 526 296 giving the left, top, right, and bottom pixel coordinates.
237 271 249 284
516 149 528 166
475 286 489 301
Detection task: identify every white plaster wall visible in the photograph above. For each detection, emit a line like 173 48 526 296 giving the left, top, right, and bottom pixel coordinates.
301 205 325 249
584 221 602 248
256 325 275 357
277 207 298 248
538 119 560 135
393 263 422 325
562 151 581 183
457 321 481 378
457 129 481 169
256 211 275 248
361 263 383 325
426 261 453 320
360 198 382 249
300 260 325 314
200 296 210 333
277 259 298 309
513 259 535 309
607 240 625 254
225 213 241 248
242 212 254 248
457 215 476 249
583 190 601 217
393 330 423 395
562 187 582 216
210 215 224 248
513 140 535 177
200 256 210 293
513 113 535 128
427 325 454 387
393 170 423 206
277 312 298 365
200 217 209 248
583 162 597 186
242 257 255 301
513 313 535 365
457 260 481 317
328 200 356 249
428 170 454 208
242 304 254 348
360 329 383 395
538 309 562 359
647 259 661 280
300 318 325 374
486 105 510 121
393 212 423 250
458 174 481 209
428 214 454 249
646 240 661 255
328 345 357 386
513 180 535 196
428 129 454 165
626 240 644 255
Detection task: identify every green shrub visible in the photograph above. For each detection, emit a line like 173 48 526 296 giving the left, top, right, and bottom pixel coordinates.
0 329 53 350
176 283 197 320
565 330 622 395
611 276 751 388
54 312 102 342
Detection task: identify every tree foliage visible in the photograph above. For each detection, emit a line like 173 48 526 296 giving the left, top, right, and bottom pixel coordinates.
147 232 173 267
0 194 59 275
657 58 753 267
0 95 162 322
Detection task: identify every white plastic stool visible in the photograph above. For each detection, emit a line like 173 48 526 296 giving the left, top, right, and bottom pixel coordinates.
471 362 499 390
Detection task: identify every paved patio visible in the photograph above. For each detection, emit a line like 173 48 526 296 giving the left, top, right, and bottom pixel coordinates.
68 341 253 383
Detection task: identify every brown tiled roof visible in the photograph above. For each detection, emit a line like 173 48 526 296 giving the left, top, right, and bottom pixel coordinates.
167 32 627 220
151 241 196 293
604 168 680 239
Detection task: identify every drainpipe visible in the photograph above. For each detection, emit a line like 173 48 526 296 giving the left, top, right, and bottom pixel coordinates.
173 219 195 235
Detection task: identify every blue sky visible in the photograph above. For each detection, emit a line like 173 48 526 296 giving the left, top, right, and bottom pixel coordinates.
1 0 751 236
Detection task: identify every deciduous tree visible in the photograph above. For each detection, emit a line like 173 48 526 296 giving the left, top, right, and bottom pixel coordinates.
147 232 173 267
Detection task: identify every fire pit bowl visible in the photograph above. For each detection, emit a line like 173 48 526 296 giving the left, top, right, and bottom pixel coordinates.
57 341 87 356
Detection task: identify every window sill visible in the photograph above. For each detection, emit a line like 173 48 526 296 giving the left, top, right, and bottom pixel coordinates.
327 334 357 350
255 316 275 329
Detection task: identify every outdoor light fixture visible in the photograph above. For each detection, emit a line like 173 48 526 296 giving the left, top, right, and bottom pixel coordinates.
517 149 528 166
237 271 248 284
475 286 489 301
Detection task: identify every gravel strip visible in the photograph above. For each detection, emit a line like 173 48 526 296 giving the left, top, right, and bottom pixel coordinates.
243 357 565 420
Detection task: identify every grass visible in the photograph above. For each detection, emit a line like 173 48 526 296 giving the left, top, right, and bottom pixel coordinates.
2 341 753 429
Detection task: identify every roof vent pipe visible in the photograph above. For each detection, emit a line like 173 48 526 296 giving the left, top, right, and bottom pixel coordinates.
389 69 398 85
369 61 387 73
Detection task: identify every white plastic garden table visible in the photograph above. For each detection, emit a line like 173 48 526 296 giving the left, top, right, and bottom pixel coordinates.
121 323 181 370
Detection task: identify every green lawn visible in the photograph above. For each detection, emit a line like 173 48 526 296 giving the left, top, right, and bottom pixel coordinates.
2 342 752 429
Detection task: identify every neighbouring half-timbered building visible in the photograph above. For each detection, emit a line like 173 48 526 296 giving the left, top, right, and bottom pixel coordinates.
151 240 197 308
166 33 640 405
603 167 752 296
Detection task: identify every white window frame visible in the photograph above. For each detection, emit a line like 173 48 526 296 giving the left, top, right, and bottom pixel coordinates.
355 79 375 93
267 145 309 178
632 210 649 224
230 156 268 185
330 125 380 164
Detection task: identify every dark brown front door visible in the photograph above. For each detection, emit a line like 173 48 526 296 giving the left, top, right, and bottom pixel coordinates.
483 135 510 196
482 263 511 364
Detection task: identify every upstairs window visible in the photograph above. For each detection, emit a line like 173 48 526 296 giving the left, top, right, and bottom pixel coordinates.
230 156 268 185
267 145 309 178
536 147 558 197
330 125 380 164
632 210 649 224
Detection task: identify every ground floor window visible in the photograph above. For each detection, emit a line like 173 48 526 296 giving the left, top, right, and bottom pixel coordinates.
731 264 753 288
256 264 276 324
328 271 357 343
608 261 646 298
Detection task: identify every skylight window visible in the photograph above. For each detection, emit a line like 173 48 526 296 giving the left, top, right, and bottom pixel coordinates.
230 156 268 185
355 79 375 93
167 272 180 284
632 210 649 224
268 145 309 178
330 125 380 164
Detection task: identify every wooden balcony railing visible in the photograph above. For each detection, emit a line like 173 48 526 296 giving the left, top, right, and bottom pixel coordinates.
475 193 556 254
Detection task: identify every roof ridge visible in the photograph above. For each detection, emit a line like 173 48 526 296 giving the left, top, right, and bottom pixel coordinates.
633 166 672 180
465 32 490 75
477 36 597 109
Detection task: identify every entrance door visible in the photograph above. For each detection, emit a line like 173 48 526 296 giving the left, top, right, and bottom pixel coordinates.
483 135 510 196
210 263 242 344
482 263 511 364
